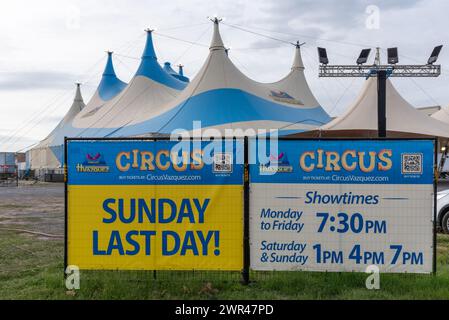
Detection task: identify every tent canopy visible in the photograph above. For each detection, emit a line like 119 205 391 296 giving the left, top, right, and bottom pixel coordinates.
29 19 334 168
296 77 449 139
28 52 127 169
71 19 330 138
71 30 188 134
163 62 190 82
432 106 449 125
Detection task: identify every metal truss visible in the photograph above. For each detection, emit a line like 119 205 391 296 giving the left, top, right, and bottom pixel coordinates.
319 64 441 78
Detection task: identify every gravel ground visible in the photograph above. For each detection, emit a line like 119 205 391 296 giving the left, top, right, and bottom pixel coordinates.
0 182 64 236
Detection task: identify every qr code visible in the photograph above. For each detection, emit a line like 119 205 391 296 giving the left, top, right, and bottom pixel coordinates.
213 153 233 173
401 153 423 174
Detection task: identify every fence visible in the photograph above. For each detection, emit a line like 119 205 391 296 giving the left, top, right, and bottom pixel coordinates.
65 137 437 283
31 168 65 182
0 165 18 187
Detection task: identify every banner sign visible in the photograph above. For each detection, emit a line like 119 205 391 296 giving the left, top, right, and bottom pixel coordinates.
249 139 434 273
66 139 244 271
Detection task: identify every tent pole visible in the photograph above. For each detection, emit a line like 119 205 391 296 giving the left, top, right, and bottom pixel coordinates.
377 70 387 138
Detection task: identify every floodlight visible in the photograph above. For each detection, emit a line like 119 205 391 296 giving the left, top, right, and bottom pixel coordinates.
428 45 443 65
387 47 399 64
357 49 371 65
317 47 329 65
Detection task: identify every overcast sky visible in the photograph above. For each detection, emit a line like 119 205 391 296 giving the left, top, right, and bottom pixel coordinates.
1 0 448 151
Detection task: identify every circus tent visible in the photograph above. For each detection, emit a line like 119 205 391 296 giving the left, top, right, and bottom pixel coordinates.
297 76 449 140
71 19 331 139
163 62 190 83
28 52 127 169
28 19 333 170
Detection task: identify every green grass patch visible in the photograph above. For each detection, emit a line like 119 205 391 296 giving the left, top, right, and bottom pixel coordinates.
1 231 449 300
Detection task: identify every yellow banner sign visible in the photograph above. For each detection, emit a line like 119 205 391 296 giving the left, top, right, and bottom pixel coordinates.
68 185 243 270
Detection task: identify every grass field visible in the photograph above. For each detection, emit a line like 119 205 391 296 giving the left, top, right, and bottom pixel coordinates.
1 183 449 300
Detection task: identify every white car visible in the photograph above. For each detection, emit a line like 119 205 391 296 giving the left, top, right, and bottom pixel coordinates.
437 189 449 234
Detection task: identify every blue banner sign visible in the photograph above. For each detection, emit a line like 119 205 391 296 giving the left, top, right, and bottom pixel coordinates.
67 139 244 186
250 139 433 184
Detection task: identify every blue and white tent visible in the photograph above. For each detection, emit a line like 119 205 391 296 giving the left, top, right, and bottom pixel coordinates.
81 51 127 114
163 62 190 83
70 30 189 139
29 31 189 169
71 19 330 139
28 52 127 169
29 19 331 169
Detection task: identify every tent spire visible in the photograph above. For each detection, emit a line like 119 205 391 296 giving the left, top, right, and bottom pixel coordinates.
97 51 127 101
103 51 117 76
142 28 157 59
291 41 305 70
74 82 84 103
135 28 187 89
163 61 175 74
178 64 184 76
209 16 225 51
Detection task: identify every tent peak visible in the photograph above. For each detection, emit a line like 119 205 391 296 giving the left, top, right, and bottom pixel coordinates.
74 82 84 103
134 30 187 89
103 51 117 76
209 16 223 24
98 52 127 101
141 29 157 59
209 17 225 51
294 40 305 49
163 61 189 83
163 61 177 75
291 42 305 70
178 64 184 76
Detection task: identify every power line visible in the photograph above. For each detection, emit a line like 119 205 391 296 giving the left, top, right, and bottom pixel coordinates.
408 77 442 107
153 32 209 48
114 53 140 60
228 52 254 78
0 89 72 146
3 27 196 151
114 55 137 77
224 22 376 49
4 31 147 151
114 33 146 56
301 45 359 116
222 22 293 46
15 142 39 153
3 55 106 151
158 22 209 31
173 25 210 64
